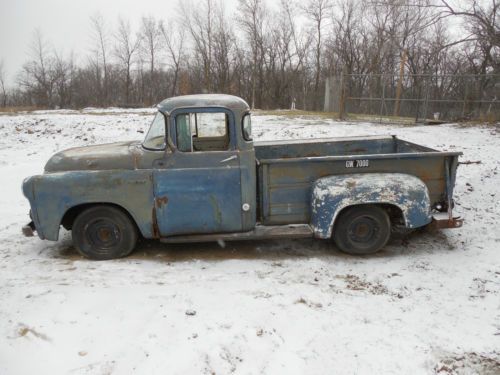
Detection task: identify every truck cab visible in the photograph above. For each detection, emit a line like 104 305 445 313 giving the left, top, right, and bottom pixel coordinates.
22 94 462 260
148 95 257 236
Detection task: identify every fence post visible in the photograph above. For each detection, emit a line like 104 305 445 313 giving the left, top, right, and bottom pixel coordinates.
338 69 346 120
394 49 407 117
462 78 469 119
414 76 421 123
422 74 431 122
379 74 386 123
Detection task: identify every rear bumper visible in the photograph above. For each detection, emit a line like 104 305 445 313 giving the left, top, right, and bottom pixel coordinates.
430 213 463 229
22 221 36 237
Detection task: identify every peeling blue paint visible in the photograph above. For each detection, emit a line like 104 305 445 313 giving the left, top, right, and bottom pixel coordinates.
311 173 432 238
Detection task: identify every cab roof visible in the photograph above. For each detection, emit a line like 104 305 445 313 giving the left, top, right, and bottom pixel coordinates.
157 94 250 113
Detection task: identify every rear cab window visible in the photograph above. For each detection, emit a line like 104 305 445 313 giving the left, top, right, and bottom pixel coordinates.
242 113 252 141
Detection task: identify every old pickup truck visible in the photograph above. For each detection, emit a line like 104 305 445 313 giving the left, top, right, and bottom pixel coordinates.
22 94 463 259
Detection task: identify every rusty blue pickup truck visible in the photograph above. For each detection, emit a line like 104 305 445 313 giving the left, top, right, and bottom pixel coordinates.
22 94 463 259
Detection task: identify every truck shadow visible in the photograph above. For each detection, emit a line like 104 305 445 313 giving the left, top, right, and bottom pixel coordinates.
129 238 338 262
50 226 456 262
126 226 456 262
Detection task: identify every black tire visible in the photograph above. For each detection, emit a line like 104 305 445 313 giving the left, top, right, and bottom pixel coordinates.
333 205 391 255
72 206 138 260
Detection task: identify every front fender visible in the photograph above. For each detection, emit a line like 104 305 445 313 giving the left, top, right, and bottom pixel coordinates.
311 173 431 239
23 170 155 241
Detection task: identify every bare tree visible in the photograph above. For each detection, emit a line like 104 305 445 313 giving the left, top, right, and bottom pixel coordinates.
114 17 139 104
237 0 267 108
212 2 236 93
0 60 6 107
139 15 162 105
53 50 73 108
90 13 110 105
302 0 332 109
282 0 313 108
160 20 185 97
18 29 57 107
435 0 499 49
180 0 216 92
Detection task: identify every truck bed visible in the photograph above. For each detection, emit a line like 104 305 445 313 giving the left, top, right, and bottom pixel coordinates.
254 135 461 225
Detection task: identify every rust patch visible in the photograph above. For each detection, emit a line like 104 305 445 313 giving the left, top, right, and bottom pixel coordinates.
152 196 168 238
155 196 168 208
281 152 322 159
350 148 367 153
431 216 463 229
151 206 160 239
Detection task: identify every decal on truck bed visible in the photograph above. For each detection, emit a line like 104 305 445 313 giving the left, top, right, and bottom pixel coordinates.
345 159 369 168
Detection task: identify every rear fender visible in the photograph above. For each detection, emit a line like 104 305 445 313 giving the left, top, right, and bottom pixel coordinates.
311 173 431 238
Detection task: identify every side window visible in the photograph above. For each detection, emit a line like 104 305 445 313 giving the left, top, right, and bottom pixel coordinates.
242 113 252 141
176 112 230 152
176 114 193 152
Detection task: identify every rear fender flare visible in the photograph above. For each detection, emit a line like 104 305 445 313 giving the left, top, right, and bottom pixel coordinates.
310 173 432 238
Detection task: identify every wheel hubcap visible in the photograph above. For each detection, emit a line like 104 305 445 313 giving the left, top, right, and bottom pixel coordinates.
347 216 380 244
85 219 121 250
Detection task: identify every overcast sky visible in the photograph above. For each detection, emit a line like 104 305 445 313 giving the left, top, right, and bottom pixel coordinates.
0 0 241 87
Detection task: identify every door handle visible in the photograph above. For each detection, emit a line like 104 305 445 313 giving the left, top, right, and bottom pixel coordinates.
220 155 238 163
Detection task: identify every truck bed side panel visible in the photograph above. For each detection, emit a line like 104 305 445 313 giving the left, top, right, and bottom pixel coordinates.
259 155 453 225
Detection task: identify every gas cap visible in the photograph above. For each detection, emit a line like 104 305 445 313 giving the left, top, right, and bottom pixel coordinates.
242 203 250 211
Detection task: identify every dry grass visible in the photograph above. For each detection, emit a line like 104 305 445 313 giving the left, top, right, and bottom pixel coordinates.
253 109 499 126
253 109 339 118
253 109 419 124
0 106 41 113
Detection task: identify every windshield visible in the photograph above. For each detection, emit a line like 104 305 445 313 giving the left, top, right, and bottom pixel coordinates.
143 112 166 150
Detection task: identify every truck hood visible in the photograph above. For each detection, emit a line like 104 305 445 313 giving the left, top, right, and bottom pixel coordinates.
44 141 141 172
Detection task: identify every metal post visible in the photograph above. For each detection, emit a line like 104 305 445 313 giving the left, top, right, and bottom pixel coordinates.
462 77 468 119
414 75 423 123
393 49 407 117
422 74 431 123
339 69 346 120
379 74 386 123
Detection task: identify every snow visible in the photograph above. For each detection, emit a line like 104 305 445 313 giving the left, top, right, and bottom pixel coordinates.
0 110 499 374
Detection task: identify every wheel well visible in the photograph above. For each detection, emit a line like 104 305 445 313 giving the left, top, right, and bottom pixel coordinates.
61 203 140 232
334 203 405 228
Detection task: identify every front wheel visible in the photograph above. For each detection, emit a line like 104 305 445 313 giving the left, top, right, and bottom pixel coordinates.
72 206 138 260
333 205 391 255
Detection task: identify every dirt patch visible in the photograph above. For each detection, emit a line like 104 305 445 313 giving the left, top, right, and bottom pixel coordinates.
16 323 51 341
434 351 500 374
469 276 499 300
336 274 389 295
295 297 323 309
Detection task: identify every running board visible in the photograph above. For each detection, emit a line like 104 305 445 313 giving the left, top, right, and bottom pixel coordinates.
160 224 314 244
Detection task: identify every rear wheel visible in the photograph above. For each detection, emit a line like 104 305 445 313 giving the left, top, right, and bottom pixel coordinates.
333 205 391 255
72 206 138 260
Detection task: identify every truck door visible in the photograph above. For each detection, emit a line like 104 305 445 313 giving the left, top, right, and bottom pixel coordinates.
153 108 244 236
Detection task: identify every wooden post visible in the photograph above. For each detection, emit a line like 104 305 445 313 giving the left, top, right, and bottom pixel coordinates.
393 49 407 117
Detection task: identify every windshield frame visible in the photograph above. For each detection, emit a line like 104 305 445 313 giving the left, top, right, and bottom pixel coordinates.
142 111 168 151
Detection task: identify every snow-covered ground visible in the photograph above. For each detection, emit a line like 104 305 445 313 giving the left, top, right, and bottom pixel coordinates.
0 109 499 374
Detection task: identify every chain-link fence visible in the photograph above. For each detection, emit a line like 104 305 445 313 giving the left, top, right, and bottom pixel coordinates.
324 73 500 123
